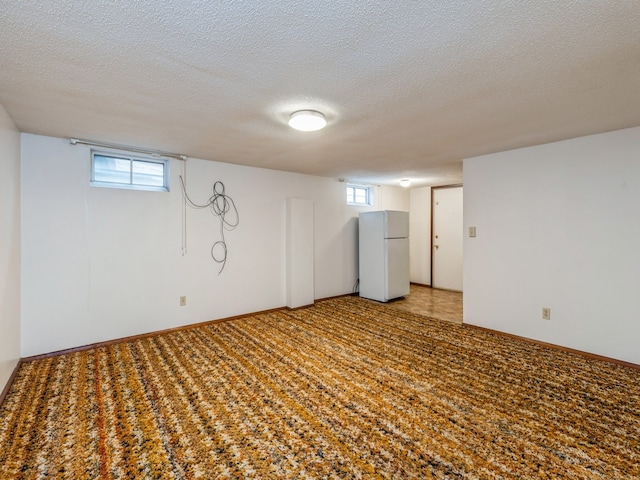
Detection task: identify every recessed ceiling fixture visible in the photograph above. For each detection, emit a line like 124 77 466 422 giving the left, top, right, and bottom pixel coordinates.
400 179 411 188
288 110 327 131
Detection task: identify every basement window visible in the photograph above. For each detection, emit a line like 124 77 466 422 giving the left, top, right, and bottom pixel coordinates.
346 184 373 206
91 151 169 192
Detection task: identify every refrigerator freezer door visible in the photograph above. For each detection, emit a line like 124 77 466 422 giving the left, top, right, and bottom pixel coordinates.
385 237 410 300
384 211 409 239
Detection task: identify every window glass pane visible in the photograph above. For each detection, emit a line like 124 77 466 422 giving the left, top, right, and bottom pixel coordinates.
93 155 131 184
132 160 164 187
347 184 372 205
346 186 354 203
92 152 169 191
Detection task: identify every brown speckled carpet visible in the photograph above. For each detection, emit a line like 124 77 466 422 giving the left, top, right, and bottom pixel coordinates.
1 296 639 479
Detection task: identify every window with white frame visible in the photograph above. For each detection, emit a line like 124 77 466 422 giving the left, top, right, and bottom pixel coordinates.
91 151 170 191
346 184 373 206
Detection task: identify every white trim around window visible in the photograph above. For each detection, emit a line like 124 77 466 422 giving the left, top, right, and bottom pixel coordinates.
91 150 170 192
346 184 374 206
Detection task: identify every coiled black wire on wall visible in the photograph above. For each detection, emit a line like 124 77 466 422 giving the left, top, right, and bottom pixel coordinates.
179 175 239 274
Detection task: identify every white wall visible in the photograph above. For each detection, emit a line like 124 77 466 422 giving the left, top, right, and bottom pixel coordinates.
409 186 431 285
375 185 410 211
0 103 21 392
20 134 408 356
464 126 640 365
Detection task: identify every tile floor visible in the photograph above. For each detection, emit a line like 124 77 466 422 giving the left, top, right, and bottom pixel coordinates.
381 284 463 323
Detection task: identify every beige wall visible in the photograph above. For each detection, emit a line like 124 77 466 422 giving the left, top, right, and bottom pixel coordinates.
0 103 21 392
20 134 409 356
409 186 431 285
464 126 640 365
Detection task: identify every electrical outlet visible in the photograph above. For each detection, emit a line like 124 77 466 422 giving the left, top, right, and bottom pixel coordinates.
542 307 551 320
180 296 187 306
469 226 477 237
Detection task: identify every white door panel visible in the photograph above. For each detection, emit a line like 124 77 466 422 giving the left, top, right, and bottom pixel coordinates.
432 187 463 291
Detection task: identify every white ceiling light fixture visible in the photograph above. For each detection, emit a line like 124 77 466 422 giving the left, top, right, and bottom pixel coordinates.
288 110 327 131
400 179 411 188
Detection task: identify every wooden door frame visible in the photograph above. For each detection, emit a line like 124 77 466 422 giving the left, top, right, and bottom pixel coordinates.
430 184 463 290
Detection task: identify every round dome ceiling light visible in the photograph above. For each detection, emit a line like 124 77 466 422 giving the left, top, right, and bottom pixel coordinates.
288 110 327 131
400 179 411 188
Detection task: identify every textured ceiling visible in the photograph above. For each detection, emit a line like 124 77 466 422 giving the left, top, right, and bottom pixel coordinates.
1 1 639 187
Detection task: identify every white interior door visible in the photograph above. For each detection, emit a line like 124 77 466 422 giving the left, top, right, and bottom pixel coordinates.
432 186 463 291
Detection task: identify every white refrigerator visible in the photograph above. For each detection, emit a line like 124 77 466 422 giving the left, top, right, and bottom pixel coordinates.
358 210 410 302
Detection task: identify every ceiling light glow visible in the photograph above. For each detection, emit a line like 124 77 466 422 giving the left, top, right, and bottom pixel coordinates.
288 110 327 131
400 179 411 188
